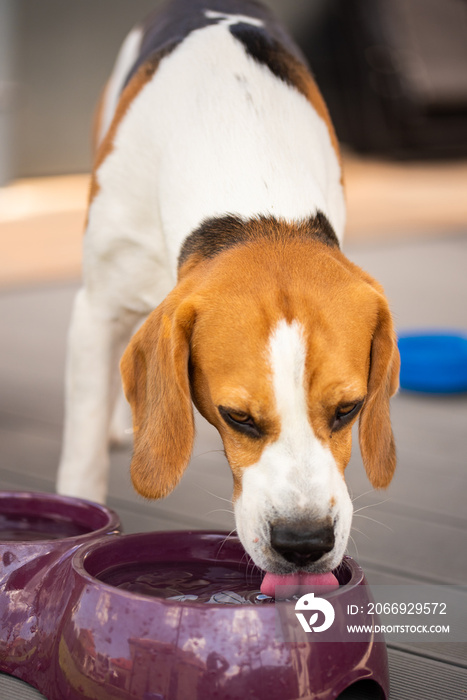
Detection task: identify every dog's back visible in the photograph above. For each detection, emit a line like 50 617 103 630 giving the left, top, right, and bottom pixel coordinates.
57 0 355 509
97 0 307 145
91 0 345 295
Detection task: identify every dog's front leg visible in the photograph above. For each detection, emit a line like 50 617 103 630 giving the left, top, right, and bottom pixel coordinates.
57 287 137 503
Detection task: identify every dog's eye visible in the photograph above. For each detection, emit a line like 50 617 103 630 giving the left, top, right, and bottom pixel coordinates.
228 410 251 424
331 400 364 432
218 406 262 438
337 404 357 417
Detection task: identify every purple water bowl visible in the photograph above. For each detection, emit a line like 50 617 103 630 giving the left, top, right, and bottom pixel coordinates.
51 531 389 700
0 490 121 684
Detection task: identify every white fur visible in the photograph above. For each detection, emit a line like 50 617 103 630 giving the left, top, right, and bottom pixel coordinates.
56 290 141 501
234 320 353 573
203 10 264 27
89 20 345 302
57 18 346 504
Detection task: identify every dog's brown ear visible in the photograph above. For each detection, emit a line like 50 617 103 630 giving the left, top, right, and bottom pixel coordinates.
120 293 196 499
359 293 400 489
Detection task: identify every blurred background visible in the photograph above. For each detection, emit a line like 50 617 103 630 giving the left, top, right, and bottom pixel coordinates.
0 1 466 695
1 0 466 282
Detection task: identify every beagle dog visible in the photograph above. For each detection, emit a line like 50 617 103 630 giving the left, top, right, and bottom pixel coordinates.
57 0 400 578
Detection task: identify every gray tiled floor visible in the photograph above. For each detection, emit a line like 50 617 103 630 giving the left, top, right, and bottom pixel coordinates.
1 232 466 698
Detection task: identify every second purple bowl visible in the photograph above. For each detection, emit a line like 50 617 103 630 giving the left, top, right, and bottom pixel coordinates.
0 491 121 687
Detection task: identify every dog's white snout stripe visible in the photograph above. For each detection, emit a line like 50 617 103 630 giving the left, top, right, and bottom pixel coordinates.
269 319 307 434
234 318 353 572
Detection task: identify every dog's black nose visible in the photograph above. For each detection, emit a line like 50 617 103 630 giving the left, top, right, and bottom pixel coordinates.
270 521 335 567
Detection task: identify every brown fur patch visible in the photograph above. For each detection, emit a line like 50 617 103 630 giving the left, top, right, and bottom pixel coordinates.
358 300 400 488
120 275 197 499
122 219 398 501
185 222 397 490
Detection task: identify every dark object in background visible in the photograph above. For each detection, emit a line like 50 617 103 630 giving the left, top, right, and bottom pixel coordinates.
298 0 467 159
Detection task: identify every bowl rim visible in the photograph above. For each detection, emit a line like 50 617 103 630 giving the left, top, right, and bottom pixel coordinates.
0 490 121 544
72 529 365 608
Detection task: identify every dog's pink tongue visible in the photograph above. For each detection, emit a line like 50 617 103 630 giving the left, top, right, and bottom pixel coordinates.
260 571 339 598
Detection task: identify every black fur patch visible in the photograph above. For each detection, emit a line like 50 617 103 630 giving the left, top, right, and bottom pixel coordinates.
123 0 304 90
178 212 339 270
229 23 299 89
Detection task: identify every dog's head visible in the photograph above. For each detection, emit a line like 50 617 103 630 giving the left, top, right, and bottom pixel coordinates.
121 220 399 574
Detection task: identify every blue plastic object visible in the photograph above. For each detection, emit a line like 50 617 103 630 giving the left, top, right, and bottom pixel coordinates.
398 331 467 394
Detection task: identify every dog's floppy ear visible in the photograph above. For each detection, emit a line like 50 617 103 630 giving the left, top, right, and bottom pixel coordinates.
359 292 400 489
120 293 196 499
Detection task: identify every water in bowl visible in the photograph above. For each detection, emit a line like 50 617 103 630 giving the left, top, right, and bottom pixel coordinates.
0 512 91 541
98 560 273 605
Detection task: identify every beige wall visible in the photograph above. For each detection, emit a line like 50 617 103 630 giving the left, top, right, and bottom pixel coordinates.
0 0 17 184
